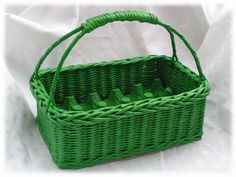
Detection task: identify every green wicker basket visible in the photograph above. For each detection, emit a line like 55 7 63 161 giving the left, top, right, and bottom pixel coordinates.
30 10 210 169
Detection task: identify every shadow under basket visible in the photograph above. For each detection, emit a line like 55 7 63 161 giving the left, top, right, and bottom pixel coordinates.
29 11 210 169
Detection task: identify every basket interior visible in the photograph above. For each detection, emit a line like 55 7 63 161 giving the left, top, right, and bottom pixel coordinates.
38 56 201 108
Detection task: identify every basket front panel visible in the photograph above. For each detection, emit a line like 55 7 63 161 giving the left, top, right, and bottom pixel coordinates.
37 96 207 169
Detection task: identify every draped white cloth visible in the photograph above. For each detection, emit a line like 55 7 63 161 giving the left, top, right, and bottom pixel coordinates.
4 4 231 171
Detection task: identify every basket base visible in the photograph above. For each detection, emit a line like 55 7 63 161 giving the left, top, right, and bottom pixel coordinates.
55 136 202 169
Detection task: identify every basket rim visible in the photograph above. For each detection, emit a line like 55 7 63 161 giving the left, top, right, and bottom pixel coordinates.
30 55 210 123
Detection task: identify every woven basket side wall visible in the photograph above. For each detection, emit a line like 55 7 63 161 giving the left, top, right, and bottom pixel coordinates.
40 58 158 106
37 94 206 169
156 60 200 94
39 57 200 107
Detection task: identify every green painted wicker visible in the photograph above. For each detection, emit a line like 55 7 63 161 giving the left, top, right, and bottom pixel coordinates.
29 11 210 169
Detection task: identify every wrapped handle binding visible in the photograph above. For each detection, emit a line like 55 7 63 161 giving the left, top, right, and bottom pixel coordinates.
82 11 160 33
32 10 206 109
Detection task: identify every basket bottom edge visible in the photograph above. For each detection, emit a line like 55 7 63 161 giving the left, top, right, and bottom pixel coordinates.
52 136 202 169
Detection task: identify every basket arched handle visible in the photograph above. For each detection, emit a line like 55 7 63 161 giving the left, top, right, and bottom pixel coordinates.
34 11 177 78
32 11 206 109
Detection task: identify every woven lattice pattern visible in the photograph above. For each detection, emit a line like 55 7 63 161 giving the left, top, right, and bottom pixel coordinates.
29 11 210 169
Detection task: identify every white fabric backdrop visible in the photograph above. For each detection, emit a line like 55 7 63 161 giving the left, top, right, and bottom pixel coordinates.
4 4 232 172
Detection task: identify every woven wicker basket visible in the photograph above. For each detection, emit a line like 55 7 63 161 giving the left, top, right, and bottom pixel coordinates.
30 11 210 169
